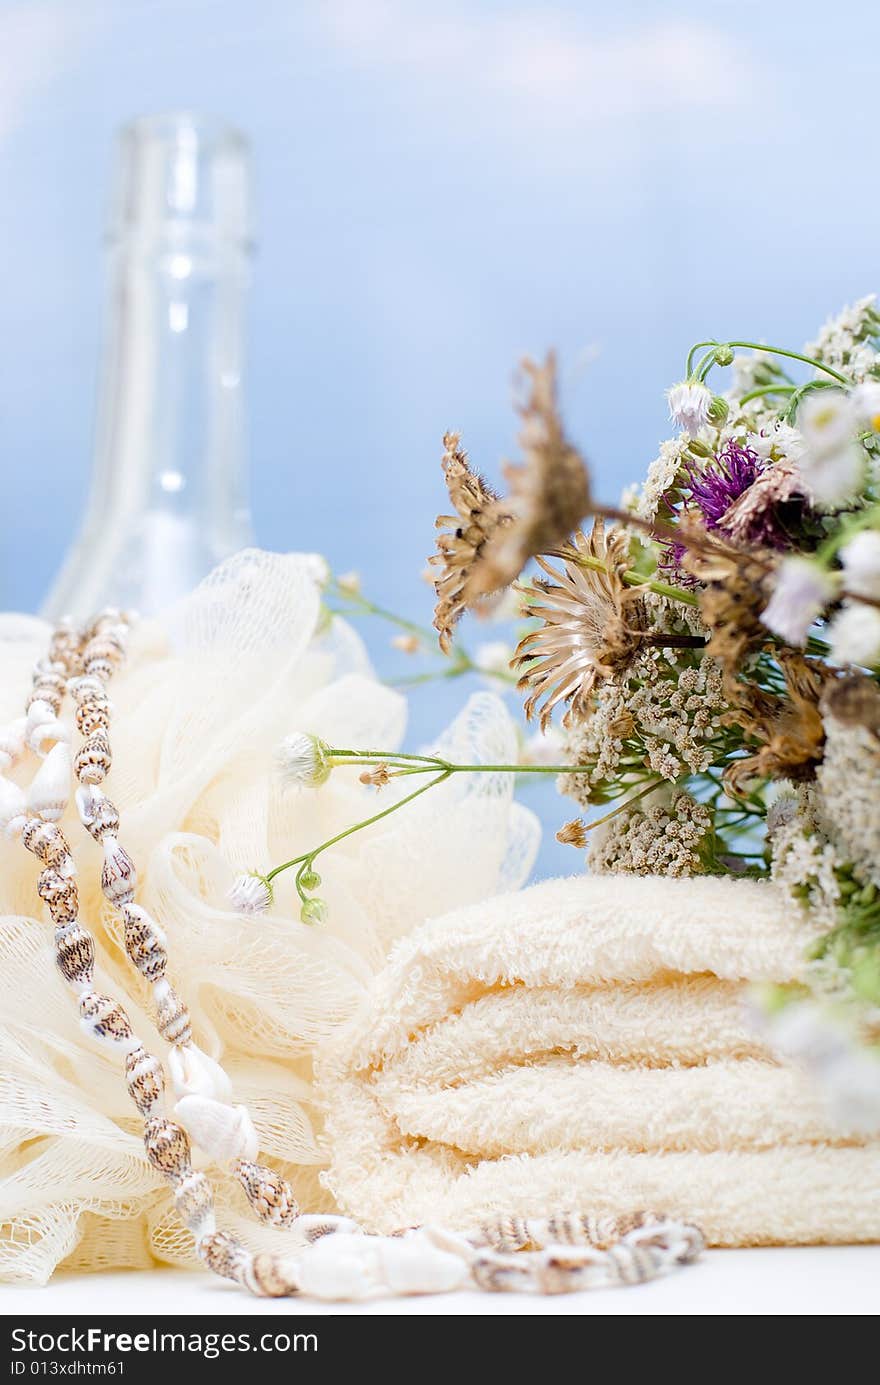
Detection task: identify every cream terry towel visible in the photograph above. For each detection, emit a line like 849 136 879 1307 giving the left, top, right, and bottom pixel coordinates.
320 874 880 1246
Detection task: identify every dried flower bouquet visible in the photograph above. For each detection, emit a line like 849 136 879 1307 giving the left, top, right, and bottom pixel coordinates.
236 296 880 1116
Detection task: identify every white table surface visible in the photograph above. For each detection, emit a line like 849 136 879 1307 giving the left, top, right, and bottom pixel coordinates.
2 1247 877 1315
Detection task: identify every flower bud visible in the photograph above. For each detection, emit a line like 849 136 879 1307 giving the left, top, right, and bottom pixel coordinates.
713 344 734 367
300 898 328 926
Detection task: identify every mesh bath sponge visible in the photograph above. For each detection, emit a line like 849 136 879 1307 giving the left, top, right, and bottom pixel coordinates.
0 550 539 1283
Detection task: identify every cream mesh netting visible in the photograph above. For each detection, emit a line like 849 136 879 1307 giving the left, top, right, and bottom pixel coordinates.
0 550 540 1284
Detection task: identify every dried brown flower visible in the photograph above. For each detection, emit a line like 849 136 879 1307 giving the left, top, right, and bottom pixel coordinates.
721 459 811 547
359 764 391 788
821 672 880 734
469 353 591 598
682 529 775 689
430 433 511 653
514 519 647 728
556 818 588 849
723 652 835 797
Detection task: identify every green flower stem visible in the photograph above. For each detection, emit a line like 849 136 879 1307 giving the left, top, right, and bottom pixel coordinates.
693 340 852 388
584 778 663 831
328 582 518 686
685 340 719 376
267 769 453 895
560 550 700 608
737 385 797 407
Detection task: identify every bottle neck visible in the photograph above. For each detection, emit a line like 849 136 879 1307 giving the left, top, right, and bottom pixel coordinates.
44 229 254 619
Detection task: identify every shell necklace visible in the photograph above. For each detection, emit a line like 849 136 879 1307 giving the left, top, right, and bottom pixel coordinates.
0 611 703 1300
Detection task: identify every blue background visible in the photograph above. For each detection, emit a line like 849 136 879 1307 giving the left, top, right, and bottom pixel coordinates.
1 0 878 873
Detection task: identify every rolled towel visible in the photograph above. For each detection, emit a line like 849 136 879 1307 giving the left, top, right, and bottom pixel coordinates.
320 873 880 1246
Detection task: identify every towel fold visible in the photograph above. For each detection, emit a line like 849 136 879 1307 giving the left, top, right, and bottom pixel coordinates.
321 874 880 1246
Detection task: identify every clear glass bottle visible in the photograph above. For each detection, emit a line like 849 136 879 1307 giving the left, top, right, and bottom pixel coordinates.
42 113 255 619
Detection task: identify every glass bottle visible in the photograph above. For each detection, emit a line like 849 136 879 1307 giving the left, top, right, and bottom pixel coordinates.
42 113 255 620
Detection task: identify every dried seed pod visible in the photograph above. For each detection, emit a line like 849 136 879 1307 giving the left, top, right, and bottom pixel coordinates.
55 922 95 988
122 904 167 983
79 991 135 1047
174 1170 216 1239
233 1159 299 1228
125 1046 164 1115
75 699 111 737
74 732 112 784
156 986 192 1046
27 742 71 822
198 1231 249 1284
101 837 136 906
75 784 120 841
38 868 79 923
143 1115 192 1181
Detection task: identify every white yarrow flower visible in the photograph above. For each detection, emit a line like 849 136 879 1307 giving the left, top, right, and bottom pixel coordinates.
798 391 864 506
666 379 713 438
520 726 564 767
276 732 332 787
228 872 273 915
761 558 835 646
828 603 880 668
852 381 880 433
473 641 513 678
840 530 880 598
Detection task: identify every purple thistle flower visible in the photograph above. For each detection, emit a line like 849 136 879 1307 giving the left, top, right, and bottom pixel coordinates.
657 440 764 580
686 440 764 528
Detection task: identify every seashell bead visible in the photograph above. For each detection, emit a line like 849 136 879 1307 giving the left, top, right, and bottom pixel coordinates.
48 628 81 671
26 742 71 822
82 632 125 669
174 1170 216 1240
0 718 28 771
143 1115 192 1182
100 838 136 906
174 1095 259 1164
79 991 136 1048
75 732 112 784
125 1046 165 1116
121 904 167 984
83 658 114 684
55 922 95 988
247 1254 299 1298
198 1231 250 1285
22 819 71 870
38 867 79 923
75 699 111 737
27 677 64 715
84 608 122 639
25 700 68 755
167 1043 232 1103
0 776 28 839
232 1160 299 1229
75 785 120 841
156 986 193 1046
67 675 106 704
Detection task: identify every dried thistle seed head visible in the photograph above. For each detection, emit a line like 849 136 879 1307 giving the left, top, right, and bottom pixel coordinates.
556 818 588 849
723 651 833 796
514 519 646 728
469 352 591 600
430 432 512 654
359 763 390 788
